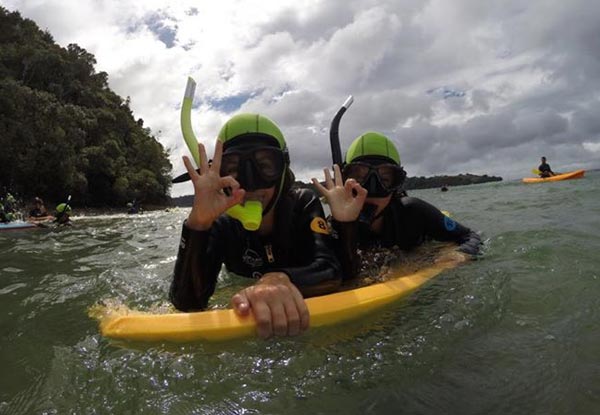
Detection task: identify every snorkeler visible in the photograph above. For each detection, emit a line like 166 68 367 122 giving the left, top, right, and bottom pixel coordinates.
170 113 342 339
312 132 482 279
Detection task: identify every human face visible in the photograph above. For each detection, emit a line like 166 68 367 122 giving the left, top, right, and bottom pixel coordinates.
244 186 276 209
343 158 406 197
221 146 286 191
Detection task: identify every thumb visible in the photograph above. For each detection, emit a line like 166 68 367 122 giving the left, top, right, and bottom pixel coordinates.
224 188 246 210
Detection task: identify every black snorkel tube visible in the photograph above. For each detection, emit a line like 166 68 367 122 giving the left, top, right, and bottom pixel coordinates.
328 96 378 225
329 96 354 167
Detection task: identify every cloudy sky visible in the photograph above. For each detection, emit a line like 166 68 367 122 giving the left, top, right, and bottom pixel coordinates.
4 0 600 196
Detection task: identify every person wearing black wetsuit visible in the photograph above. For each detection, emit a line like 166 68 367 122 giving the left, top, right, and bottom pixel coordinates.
312 132 482 279
28 197 49 218
538 156 555 178
170 113 342 338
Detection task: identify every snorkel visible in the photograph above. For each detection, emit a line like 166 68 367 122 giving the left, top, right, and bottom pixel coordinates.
180 77 262 231
329 96 378 224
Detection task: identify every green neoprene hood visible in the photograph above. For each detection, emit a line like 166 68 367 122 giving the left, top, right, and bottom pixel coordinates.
218 113 286 149
345 132 401 165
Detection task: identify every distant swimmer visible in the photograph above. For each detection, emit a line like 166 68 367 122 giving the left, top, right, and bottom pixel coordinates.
538 156 555 178
441 186 448 192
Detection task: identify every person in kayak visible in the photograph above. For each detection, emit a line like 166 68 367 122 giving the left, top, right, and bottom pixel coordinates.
54 203 73 226
312 132 482 279
28 197 51 219
170 113 342 338
538 156 555 178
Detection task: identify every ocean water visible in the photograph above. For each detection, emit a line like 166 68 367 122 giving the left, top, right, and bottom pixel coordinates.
1 172 599 414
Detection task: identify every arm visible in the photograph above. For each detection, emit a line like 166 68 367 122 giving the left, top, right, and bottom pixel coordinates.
170 140 242 311
406 197 483 255
276 189 344 297
169 221 225 311
311 164 366 281
330 219 361 280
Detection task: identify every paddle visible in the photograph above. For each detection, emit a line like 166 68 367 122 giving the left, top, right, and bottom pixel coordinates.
532 168 560 177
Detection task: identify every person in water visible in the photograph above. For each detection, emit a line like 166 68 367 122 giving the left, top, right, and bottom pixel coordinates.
28 197 51 219
0 202 13 223
538 156 555 178
54 203 73 226
170 113 342 338
312 132 482 279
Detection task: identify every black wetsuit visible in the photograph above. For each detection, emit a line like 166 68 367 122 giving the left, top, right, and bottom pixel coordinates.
333 195 482 279
538 162 554 177
170 188 343 311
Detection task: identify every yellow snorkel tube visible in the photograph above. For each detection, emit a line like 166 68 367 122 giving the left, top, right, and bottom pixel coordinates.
181 77 262 231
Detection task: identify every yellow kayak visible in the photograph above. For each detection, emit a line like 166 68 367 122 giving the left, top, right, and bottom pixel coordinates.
522 169 585 183
91 245 467 343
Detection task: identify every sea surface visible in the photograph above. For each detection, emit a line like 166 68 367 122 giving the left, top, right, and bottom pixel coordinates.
1 172 599 414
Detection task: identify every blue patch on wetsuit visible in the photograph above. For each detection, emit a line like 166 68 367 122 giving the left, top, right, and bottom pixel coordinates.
444 216 457 231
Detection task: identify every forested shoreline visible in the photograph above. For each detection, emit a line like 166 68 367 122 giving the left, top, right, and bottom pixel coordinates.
0 7 172 207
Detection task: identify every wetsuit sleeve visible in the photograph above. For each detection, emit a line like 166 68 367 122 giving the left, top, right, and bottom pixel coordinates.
169 220 225 311
407 197 482 255
275 190 343 297
330 219 360 280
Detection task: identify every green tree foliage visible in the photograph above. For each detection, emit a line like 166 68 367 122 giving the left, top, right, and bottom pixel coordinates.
0 7 172 206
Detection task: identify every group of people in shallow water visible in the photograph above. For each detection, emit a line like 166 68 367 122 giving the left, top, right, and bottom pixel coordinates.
0 194 72 226
169 113 483 339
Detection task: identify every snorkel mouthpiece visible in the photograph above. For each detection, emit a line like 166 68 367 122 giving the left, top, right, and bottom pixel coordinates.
180 77 262 231
226 200 263 231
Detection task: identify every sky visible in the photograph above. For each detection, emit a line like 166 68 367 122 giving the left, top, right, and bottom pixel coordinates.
4 0 600 196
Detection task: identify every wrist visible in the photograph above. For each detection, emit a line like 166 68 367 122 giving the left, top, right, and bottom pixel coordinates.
258 272 290 285
186 211 214 231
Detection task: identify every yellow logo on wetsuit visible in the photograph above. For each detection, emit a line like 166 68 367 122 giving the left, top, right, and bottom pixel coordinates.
310 217 330 235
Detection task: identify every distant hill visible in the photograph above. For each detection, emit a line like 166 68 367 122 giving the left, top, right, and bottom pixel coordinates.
404 173 502 189
0 7 172 207
170 173 502 207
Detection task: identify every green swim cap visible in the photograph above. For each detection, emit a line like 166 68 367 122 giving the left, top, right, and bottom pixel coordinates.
345 132 401 165
218 113 286 150
56 203 72 214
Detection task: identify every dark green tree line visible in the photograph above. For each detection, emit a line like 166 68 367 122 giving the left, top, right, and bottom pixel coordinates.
0 7 172 206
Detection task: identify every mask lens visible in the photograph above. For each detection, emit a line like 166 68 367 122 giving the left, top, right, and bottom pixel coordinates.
375 165 399 188
221 147 284 189
220 153 241 178
253 148 283 181
344 163 371 182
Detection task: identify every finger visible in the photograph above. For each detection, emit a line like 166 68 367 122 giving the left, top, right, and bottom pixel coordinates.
219 175 240 191
289 286 309 332
311 178 328 197
269 301 288 337
252 301 274 339
224 188 246 209
353 182 368 204
324 168 334 189
231 291 250 316
333 164 343 187
282 296 301 336
182 156 200 180
211 140 223 173
344 178 356 193
198 143 209 175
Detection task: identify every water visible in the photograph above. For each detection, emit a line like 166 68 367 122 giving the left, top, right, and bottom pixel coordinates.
1 173 599 414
